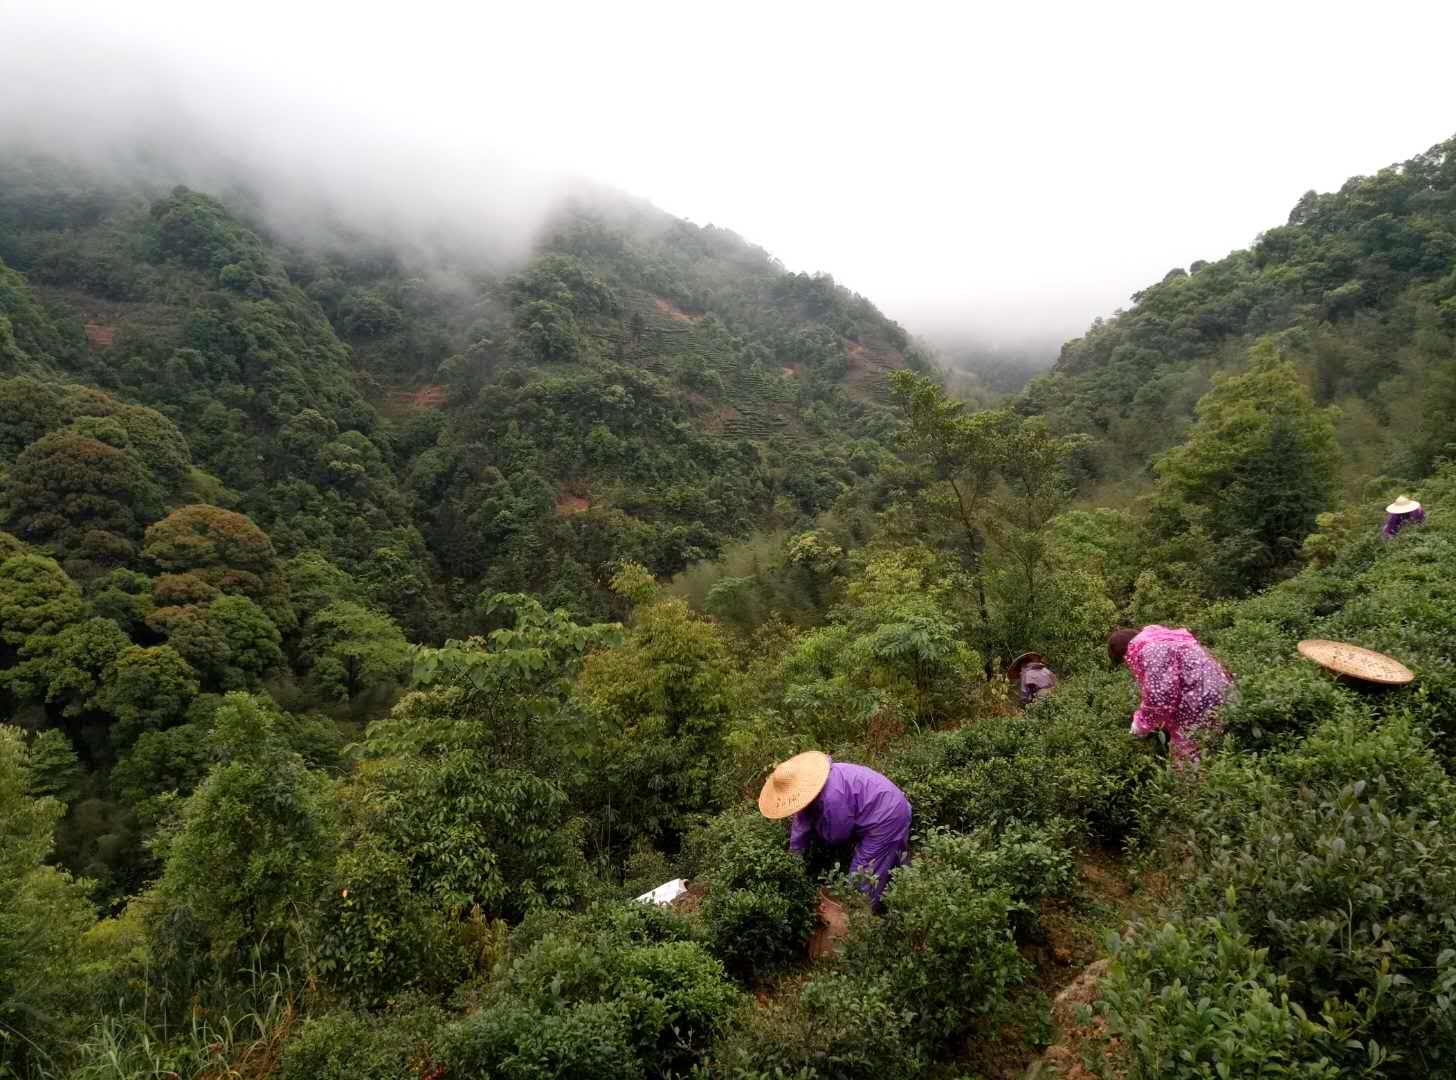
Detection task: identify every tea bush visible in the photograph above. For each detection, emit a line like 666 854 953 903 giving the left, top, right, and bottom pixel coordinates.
910 825 1076 939
436 1000 642 1080
1174 716 1456 1076
1093 915 1345 1079
687 811 818 982
502 932 739 1075
1215 663 1364 750
889 671 1156 840
704 971 924 1080
839 837 1029 1045
278 997 448 1080
448 903 741 1078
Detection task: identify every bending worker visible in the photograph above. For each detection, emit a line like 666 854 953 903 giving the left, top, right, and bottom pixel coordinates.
758 751 911 912
1382 494 1425 539
1108 625 1232 765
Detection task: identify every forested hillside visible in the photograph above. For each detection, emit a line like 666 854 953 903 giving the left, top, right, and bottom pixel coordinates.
2 136 1455 1080
0 154 925 632
1024 135 1456 490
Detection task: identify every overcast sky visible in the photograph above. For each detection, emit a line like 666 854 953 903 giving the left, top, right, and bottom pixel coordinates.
3 0 1455 350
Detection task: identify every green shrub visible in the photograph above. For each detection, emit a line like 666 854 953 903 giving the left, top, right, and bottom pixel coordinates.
890 674 1156 840
311 834 470 1004
494 908 739 1076
279 998 448 1080
840 839 1029 1045
705 971 923 1080
1093 915 1345 1079
688 812 818 982
436 1000 642 1080
509 898 699 958
910 825 1077 939
1217 663 1363 750
1177 724 1456 1076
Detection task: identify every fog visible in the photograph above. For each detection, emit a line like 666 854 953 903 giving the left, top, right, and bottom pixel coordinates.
4 0 1455 357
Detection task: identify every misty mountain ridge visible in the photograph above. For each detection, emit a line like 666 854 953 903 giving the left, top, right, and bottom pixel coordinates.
0 146 928 630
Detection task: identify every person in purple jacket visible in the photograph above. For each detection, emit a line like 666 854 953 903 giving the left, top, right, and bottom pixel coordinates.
758 751 912 912
1381 495 1425 540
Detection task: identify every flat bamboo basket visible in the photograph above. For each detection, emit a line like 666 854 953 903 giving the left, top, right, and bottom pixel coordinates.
1297 639 1414 685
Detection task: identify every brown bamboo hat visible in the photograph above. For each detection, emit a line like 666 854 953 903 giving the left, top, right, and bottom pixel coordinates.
758 751 831 819
1297 639 1414 685
1386 495 1421 514
1006 652 1045 680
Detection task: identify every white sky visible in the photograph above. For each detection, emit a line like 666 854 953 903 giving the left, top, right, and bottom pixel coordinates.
3 0 1455 347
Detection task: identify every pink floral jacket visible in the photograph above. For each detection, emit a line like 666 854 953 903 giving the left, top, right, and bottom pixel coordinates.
1125 625 1232 762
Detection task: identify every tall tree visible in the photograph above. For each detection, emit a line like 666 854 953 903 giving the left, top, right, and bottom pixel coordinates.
300 600 410 702
157 693 337 966
1152 345 1339 594
3 428 163 572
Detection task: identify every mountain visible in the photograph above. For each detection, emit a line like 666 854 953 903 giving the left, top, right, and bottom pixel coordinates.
3 134 1456 1080
0 153 927 631
1020 134 1456 490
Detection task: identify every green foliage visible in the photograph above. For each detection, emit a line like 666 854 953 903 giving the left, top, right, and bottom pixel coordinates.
437 1000 642 1080
502 930 738 1076
99 644 200 748
687 811 819 983
908 825 1077 938
282 550 362 623
1153 347 1340 593
4 614 129 716
310 831 471 1004
707 969 924 1080
156 692 338 966
890 670 1156 840
0 551 84 646
431 899 735 1079
343 689 592 921
24 727 85 802
0 726 94 1074
4 427 164 572
147 593 284 691
1094 915 1345 1079
1175 738 1456 1074
300 600 409 702
278 998 448 1080
578 597 735 851
111 720 211 824
835 832 1029 1046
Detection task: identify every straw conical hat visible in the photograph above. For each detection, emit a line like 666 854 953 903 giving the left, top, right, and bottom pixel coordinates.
1386 495 1421 514
1297 639 1414 685
758 751 831 819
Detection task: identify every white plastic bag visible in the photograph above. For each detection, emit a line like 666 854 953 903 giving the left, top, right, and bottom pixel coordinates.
634 877 688 906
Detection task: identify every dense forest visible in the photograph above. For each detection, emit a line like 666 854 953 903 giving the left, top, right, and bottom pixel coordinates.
1 135 1454 1080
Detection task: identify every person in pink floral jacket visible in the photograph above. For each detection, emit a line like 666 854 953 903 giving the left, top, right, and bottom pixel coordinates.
1108 625 1233 763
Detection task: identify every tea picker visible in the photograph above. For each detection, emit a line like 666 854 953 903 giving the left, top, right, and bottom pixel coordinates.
758 751 911 914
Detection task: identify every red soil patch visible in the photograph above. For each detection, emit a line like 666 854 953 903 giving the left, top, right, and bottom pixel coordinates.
383 385 448 411
653 297 700 323
84 323 115 348
555 492 590 515
781 366 798 377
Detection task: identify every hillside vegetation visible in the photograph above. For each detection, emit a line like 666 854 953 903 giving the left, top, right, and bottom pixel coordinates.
0 136 1454 1079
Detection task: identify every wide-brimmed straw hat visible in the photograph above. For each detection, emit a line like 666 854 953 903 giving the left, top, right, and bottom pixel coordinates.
1297 639 1414 685
758 751 831 819
1005 652 1044 680
1386 495 1421 514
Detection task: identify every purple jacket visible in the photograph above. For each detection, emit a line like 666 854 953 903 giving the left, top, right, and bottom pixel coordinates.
1382 508 1425 539
788 760 911 908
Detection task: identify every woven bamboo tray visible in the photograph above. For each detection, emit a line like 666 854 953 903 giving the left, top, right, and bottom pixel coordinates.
1297 639 1414 685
